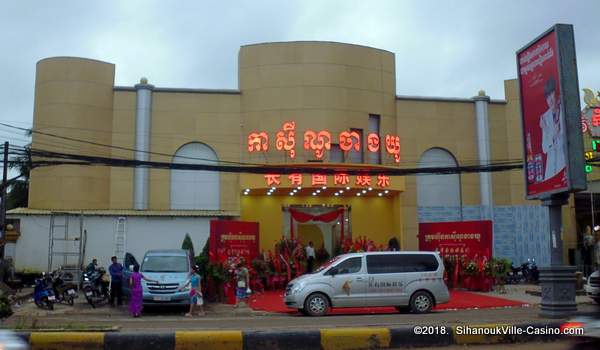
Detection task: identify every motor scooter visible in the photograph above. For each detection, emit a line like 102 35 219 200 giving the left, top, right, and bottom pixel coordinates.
51 269 78 305
82 267 110 308
33 273 55 310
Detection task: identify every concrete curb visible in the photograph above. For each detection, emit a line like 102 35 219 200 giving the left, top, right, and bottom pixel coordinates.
14 322 569 350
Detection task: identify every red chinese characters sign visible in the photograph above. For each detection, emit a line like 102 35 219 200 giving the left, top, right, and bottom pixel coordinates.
209 220 259 264
247 121 401 163
262 173 391 188
418 221 493 259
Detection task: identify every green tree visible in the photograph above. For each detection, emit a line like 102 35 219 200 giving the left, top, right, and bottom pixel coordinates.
181 233 195 258
6 144 32 210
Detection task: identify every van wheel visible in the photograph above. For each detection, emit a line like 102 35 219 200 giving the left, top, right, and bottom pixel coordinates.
304 293 330 316
410 291 433 314
395 306 410 313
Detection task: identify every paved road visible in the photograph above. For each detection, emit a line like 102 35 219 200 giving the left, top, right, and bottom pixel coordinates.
6 302 599 332
398 340 598 350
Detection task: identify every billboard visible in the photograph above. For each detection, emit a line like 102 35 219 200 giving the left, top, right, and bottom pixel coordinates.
209 220 259 264
517 24 586 199
418 221 493 259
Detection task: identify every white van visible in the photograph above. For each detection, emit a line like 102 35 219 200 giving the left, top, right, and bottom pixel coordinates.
284 251 449 316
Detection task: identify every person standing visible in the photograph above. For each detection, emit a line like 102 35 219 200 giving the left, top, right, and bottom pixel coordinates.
595 231 600 271
539 76 566 180
234 259 249 308
108 256 124 306
583 226 595 277
128 264 156 317
305 241 316 273
86 258 97 275
180 265 204 317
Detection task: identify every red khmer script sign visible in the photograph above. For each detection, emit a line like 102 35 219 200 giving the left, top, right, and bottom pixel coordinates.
418 221 493 259
209 220 259 263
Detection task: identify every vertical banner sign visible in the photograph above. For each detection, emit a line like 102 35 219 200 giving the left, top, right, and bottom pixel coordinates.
209 220 259 263
418 221 493 259
517 24 586 199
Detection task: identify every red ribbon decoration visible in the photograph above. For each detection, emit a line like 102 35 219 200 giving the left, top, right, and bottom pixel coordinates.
289 208 345 246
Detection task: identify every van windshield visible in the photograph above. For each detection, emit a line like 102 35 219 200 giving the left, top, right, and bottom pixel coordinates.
141 256 189 273
313 256 341 274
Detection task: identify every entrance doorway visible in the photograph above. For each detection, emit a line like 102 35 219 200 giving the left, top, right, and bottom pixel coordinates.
283 205 351 257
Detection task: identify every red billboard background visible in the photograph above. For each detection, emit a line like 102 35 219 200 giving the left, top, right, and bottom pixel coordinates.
518 29 568 197
418 221 493 259
209 220 259 263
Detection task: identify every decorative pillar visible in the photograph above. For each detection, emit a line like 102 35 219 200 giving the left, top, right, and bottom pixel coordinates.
474 90 493 220
133 77 154 210
539 194 577 318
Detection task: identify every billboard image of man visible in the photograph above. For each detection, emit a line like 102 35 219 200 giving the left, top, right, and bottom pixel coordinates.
540 76 566 180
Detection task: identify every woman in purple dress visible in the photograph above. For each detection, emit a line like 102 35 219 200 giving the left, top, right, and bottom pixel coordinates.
128 264 157 317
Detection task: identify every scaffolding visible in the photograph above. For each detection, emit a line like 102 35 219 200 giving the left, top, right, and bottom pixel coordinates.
47 212 85 284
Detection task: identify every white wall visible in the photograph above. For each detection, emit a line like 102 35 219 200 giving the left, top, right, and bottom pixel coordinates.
417 148 461 207
170 142 220 210
12 215 212 271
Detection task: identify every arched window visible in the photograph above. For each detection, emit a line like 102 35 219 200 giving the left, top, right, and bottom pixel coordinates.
170 142 220 210
417 148 461 208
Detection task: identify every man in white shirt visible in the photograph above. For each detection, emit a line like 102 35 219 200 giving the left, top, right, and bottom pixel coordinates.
539 76 566 181
305 241 316 273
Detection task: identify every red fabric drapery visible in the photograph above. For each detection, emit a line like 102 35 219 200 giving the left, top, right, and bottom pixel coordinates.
289 208 343 223
289 208 344 241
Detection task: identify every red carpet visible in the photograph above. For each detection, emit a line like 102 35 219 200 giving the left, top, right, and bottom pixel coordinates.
248 290 528 315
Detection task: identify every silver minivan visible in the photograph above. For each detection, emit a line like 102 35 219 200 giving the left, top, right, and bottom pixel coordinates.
284 251 449 316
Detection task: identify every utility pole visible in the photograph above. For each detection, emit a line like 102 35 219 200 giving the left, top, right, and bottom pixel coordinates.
0 141 8 259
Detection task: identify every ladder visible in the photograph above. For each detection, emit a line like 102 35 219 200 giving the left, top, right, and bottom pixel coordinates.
113 217 126 259
47 212 85 284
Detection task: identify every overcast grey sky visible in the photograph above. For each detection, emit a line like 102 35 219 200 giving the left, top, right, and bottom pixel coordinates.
1 0 598 147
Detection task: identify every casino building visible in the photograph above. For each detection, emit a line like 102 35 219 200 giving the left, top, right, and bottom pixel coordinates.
6 41 582 271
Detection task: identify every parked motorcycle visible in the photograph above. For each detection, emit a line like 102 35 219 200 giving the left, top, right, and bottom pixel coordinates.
82 267 110 308
507 263 523 284
525 258 539 284
33 273 55 310
51 269 78 305
506 258 539 284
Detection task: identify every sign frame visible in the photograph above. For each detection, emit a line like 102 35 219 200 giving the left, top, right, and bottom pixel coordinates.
517 24 586 200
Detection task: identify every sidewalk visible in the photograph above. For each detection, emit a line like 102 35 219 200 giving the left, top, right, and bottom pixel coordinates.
476 284 594 305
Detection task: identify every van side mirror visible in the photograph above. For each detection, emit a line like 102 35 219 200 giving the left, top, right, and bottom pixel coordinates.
327 267 338 276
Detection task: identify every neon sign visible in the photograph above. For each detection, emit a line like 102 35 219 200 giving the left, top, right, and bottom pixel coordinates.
367 133 380 152
339 131 361 152
262 173 391 188
247 121 401 163
288 173 302 186
248 132 269 152
384 135 401 163
311 174 327 186
304 130 332 159
275 121 296 158
334 173 350 185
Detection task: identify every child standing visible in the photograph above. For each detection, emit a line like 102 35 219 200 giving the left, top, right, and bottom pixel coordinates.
180 265 205 317
234 258 250 308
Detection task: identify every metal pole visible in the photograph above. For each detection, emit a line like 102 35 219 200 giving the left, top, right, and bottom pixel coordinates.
592 192 595 231
0 141 8 259
539 193 577 318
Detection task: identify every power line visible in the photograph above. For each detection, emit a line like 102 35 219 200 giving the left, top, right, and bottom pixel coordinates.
0 122 254 166
0 122 528 166
8 145 527 176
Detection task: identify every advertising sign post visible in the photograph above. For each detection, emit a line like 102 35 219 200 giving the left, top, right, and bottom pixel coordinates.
517 24 586 318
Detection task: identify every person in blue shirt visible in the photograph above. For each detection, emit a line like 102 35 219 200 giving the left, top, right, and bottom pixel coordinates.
108 256 124 306
179 265 204 317
86 258 97 275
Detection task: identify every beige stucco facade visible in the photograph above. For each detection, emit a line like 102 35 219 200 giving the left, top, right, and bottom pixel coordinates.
24 41 577 258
